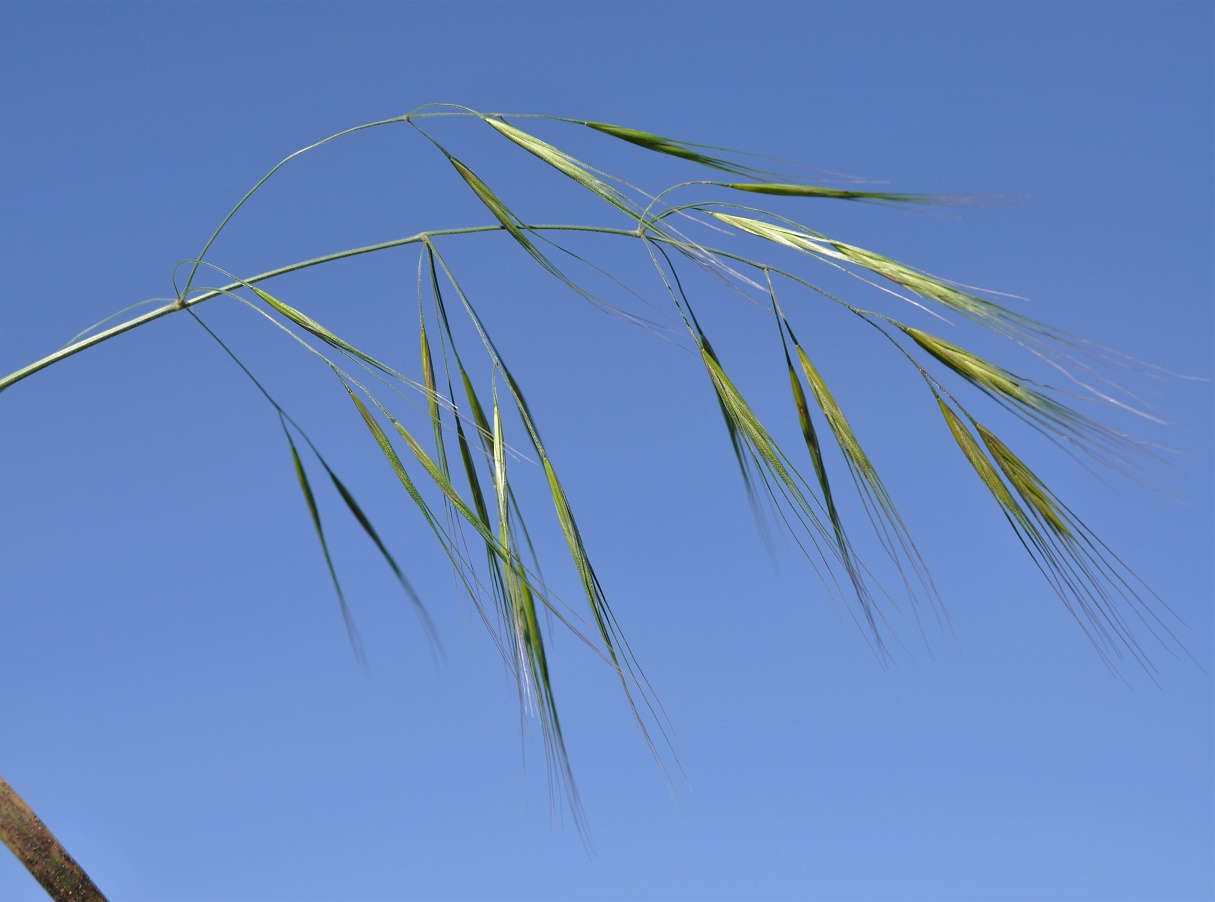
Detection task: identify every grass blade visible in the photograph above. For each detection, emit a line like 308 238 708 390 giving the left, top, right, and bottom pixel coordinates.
702 336 766 517
341 379 501 614
346 371 587 824
283 424 365 665
322 463 434 637
781 337 851 560
489 382 574 806
439 152 613 311
709 212 1042 339
576 120 773 178
251 286 399 378
483 117 635 218
937 399 1018 510
488 354 673 777
419 317 449 476
786 323 939 617
716 183 949 204
696 338 887 646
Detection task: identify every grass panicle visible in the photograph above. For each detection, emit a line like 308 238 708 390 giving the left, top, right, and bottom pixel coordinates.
707 211 1047 340
3 105 1186 844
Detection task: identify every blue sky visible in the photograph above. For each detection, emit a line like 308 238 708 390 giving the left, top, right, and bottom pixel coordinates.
1 3 1211 900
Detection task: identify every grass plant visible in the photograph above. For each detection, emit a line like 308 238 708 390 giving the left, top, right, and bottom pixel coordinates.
0 104 1187 899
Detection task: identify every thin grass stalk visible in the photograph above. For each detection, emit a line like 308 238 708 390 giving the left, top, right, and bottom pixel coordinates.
0 776 107 902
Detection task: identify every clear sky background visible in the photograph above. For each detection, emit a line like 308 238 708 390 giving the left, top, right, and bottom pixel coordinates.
1 3 1211 901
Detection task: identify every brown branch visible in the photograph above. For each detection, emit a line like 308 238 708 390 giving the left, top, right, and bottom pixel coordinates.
0 775 106 901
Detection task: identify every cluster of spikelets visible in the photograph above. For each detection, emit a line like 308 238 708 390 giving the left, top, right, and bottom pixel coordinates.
6 103 1186 826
